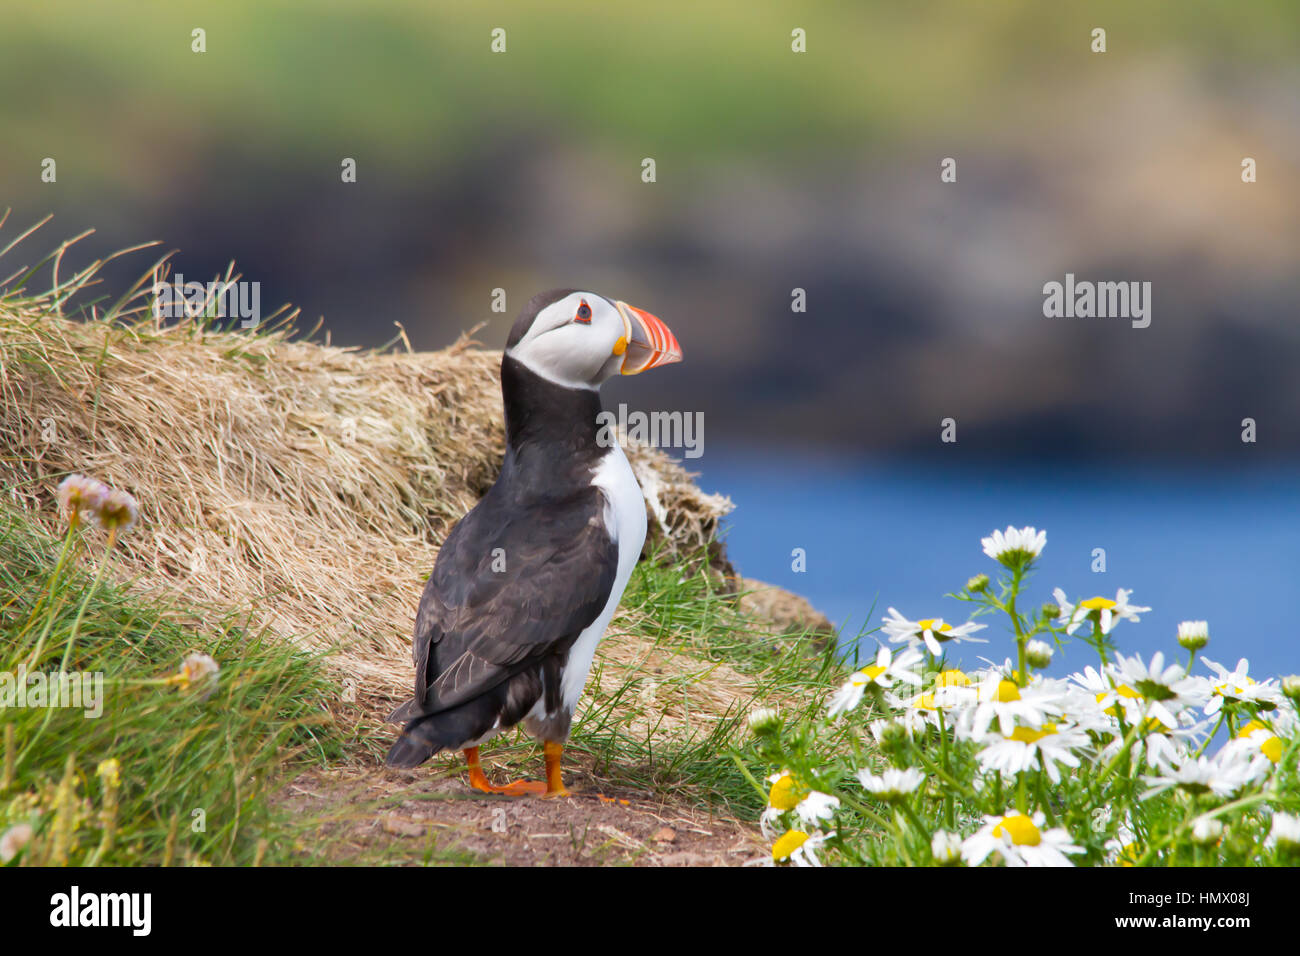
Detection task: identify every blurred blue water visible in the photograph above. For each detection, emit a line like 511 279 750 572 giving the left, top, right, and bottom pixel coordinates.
695 448 1300 682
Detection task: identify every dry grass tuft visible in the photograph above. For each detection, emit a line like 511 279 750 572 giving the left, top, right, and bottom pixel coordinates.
0 228 733 718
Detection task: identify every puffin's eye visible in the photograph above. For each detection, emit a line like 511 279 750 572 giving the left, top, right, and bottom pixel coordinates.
574 300 592 324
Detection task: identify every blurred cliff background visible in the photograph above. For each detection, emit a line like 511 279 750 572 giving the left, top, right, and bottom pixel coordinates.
2 1 1297 673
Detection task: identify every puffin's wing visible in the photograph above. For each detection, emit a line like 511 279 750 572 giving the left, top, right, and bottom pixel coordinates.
403 485 620 718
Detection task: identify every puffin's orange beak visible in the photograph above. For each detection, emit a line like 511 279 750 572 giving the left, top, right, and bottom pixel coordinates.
614 301 683 375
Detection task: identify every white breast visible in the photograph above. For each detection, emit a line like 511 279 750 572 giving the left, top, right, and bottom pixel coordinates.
558 442 647 712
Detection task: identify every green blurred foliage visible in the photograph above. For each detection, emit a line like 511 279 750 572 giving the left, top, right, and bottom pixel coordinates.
4 0 1298 192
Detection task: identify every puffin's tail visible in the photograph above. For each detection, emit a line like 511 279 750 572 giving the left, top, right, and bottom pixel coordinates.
384 697 495 768
384 711 451 768
385 722 440 768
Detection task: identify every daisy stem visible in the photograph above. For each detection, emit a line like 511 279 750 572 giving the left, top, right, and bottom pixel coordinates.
1092 619 1108 668
836 792 893 833
1194 713 1226 758
1095 720 1144 787
1034 762 1057 826
1008 567 1027 687
891 811 917 866
898 800 929 839
938 709 955 828
909 745 980 802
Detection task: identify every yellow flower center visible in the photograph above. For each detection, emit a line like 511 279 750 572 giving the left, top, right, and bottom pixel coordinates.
768 774 803 811
1216 676 1255 698
994 680 1021 703
863 664 887 681
1118 842 1139 867
1079 597 1117 610
936 669 970 688
1099 685 1142 717
993 814 1042 846
1238 723 1284 763
914 693 938 711
772 829 809 861
1007 723 1057 744
917 618 953 636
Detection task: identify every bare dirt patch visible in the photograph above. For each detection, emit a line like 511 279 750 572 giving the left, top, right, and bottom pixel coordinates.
279 762 764 867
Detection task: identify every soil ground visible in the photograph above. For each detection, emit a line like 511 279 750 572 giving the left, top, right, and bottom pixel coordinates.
278 760 765 867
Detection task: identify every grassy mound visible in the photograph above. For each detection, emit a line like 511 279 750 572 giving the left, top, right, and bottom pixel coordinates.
0 218 734 711
0 220 838 865
0 505 344 865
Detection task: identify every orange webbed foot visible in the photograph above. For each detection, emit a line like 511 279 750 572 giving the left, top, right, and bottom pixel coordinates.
464 747 546 798
475 778 547 797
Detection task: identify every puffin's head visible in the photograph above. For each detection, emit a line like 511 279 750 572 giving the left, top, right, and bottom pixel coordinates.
505 289 682 390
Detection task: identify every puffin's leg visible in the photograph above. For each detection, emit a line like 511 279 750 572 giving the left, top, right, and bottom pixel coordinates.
463 747 545 797
542 740 571 799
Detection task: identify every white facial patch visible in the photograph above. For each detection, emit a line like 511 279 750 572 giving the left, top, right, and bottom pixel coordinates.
508 293 626 390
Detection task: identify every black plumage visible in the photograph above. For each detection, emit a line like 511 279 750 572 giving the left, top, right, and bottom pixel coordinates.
385 307 621 769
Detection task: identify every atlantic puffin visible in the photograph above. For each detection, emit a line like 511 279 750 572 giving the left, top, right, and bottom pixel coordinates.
385 290 683 797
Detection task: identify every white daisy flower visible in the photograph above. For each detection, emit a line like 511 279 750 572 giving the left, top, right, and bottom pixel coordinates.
1266 813 1300 853
929 667 982 711
1200 657 1283 715
1025 639 1054 669
892 682 978 728
1177 620 1209 651
769 829 832 866
793 791 841 826
882 608 987 657
1098 712 1208 772
1273 702 1299 739
931 829 964 865
1112 652 1209 730
858 767 925 802
1052 587 1151 636
1224 720 1284 765
1191 816 1224 845
1067 665 1140 729
760 772 839 835
981 526 1046 569
760 770 803 836
1141 749 1270 800
826 645 923 718
746 707 780 735
868 712 932 746
976 721 1091 784
962 811 1084 867
1103 819 1142 867
961 674 1068 739
1283 675 1300 702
